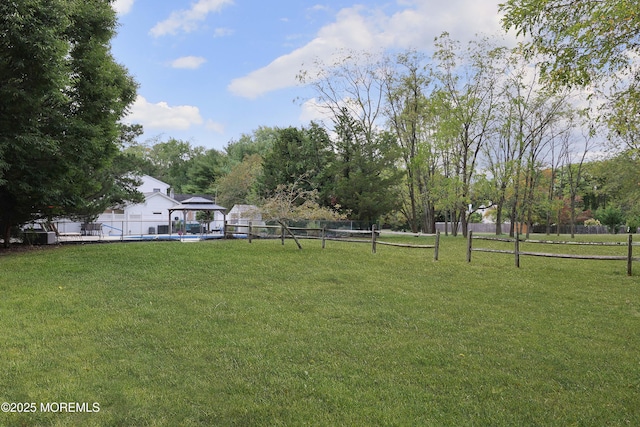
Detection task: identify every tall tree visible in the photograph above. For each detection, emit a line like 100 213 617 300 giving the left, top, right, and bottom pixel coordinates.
299 51 403 224
383 50 434 232
183 148 226 195
215 154 262 209
431 34 505 237
259 124 334 201
331 110 402 223
225 126 277 167
0 0 137 245
500 0 640 150
125 138 204 193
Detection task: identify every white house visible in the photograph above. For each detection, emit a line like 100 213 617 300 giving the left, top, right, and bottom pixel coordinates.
99 190 178 236
55 175 225 237
136 174 171 195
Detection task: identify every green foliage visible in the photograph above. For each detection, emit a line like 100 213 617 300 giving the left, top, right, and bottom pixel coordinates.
0 0 138 244
500 0 640 88
225 126 277 166
260 180 345 224
216 154 263 209
468 212 483 223
330 111 402 222
140 138 204 193
595 206 625 233
500 0 640 152
584 218 601 227
626 216 640 234
183 149 226 194
259 123 335 200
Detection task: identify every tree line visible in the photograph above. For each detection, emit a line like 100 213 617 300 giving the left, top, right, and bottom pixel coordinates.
124 33 640 237
2 0 638 246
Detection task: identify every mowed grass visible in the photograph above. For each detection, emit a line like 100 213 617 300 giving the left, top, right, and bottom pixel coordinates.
0 236 639 426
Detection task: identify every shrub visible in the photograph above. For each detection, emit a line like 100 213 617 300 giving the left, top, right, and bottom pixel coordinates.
595 206 625 233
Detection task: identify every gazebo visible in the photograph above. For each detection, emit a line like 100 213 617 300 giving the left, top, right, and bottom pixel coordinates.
168 197 227 235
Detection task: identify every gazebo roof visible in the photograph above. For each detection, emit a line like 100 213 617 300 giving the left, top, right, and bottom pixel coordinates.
169 197 226 213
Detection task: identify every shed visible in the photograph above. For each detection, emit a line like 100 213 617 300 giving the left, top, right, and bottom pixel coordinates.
228 204 265 227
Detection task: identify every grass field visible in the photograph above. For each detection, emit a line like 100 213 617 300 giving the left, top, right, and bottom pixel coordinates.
1 235 639 426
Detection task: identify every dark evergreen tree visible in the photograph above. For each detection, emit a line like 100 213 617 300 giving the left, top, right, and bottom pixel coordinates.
259 124 335 201
330 109 402 223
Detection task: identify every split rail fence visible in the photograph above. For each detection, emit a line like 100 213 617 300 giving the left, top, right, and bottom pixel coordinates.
467 232 639 276
225 222 441 260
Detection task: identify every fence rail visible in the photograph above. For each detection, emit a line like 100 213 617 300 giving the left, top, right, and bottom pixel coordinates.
467 232 637 276
226 222 440 259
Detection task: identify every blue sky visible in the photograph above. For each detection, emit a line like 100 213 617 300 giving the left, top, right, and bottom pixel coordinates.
111 0 511 151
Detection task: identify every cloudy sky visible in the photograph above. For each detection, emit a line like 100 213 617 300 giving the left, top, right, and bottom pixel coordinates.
111 0 513 150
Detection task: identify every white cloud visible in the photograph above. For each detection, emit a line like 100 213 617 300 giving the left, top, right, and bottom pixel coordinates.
229 2 509 99
150 0 234 37
214 27 234 38
170 56 207 69
205 120 225 134
126 96 204 130
112 0 134 15
310 4 330 13
228 7 374 99
299 98 327 123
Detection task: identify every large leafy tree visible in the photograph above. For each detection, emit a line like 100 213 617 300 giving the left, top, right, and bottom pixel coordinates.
500 0 640 88
215 153 262 209
383 50 432 233
123 138 203 194
183 148 226 195
431 34 506 237
500 0 640 151
225 126 277 166
0 0 138 245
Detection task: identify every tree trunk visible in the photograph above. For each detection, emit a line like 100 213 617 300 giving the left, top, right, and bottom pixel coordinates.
423 200 436 234
2 224 11 248
495 200 504 236
461 210 469 238
570 196 576 238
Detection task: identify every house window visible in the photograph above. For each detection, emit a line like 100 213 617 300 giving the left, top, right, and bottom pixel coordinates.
153 188 161 193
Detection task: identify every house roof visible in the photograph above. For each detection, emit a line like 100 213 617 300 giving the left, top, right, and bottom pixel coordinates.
141 174 170 188
143 192 178 204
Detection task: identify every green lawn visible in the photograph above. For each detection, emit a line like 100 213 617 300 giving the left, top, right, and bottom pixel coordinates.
1 236 639 426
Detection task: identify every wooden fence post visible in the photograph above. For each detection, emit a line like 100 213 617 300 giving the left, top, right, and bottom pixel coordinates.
371 224 377 254
223 220 227 239
628 234 633 276
515 233 520 268
248 221 252 243
434 231 440 261
281 224 285 245
467 231 473 262
322 226 326 249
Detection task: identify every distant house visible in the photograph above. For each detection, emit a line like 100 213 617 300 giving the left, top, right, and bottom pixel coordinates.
55 175 225 236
